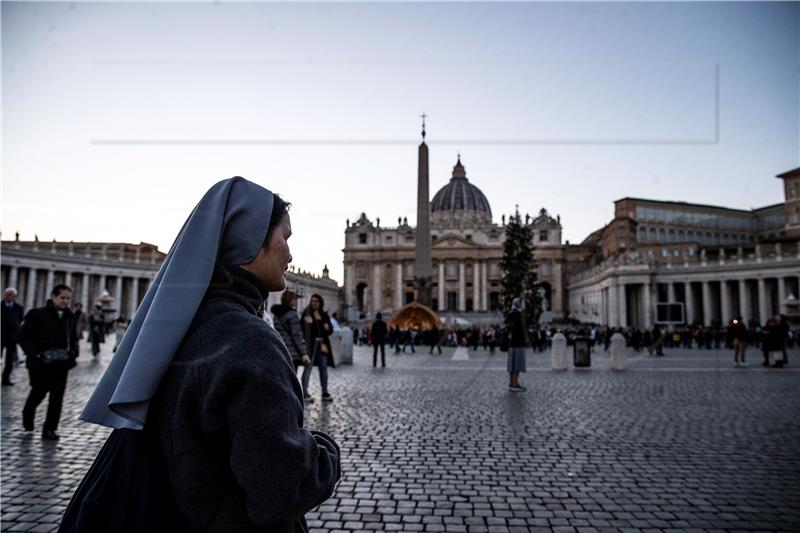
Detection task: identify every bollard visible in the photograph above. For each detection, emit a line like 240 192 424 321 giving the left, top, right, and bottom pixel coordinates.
609 332 626 371
551 332 568 370
332 327 354 365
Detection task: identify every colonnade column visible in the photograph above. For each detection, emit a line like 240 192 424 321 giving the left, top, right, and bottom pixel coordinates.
8 267 18 291
395 263 403 309
608 282 619 327
702 281 712 327
778 277 787 315
65 272 73 290
481 261 488 311
757 278 768 325
46 270 55 298
438 262 445 312
738 279 751 325
720 280 731 325
128 278 140 319
25 269 37 310
81 273 90 308
667 282 676 303
472 263 480 312
458 261 466 312
99 274 107 297
642 282 652 329
684 282 695 325
618 284 627 328
372 262 381 312
114 276 124 318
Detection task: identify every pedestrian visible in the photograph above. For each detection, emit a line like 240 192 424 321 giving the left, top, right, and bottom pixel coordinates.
301 293 336 402
112 317 128 352
62 178 340 532
728 317 748 367
774 315 789 367
506 297 528 392
271 290 312 388
1 287 25 386
72 302 88 351
371 312 388 367
88 304 105 359
429 324 442 354
0 287 24 386
18 284 79 440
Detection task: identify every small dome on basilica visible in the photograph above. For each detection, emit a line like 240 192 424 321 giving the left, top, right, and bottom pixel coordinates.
430 156 492 224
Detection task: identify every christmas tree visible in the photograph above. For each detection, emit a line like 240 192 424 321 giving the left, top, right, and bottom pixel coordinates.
500 207 539 323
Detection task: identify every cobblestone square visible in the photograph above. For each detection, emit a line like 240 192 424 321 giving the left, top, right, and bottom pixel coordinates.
2 339 799 532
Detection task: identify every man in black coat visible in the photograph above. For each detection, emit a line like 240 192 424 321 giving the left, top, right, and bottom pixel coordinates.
2 288 25 385
371 312 388 367
18 284 79 440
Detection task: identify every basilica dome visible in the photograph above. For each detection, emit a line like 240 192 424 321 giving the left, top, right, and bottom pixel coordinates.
430 156 492 225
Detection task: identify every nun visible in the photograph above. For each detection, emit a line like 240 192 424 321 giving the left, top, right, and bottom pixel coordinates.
59 177 341 533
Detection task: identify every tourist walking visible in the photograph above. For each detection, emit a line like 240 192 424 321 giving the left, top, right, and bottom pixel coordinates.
506 297 528 392
728 317 748 367
301 293 336 402
2 288 24 386
72 302 88 352
428 325 443 354
371 312 388 367
18 284 79 440
88 304 105 359
61 178 340 533
271 289 311 377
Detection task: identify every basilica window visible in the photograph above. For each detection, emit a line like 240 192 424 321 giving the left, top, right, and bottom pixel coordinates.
539 230 548 242
539 263 550 276
489 262 499 277
358 233 367 244
446 262 458 278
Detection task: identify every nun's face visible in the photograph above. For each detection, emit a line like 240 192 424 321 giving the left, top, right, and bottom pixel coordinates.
243 215 293 291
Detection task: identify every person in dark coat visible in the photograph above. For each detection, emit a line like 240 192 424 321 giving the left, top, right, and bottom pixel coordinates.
301 293 336 402
18 284 79 440
370 312 388 367
88 304 105 359
63 179 340 533
271 289 310 372
2 287 24 385
428 325 442 354
506 297 528 392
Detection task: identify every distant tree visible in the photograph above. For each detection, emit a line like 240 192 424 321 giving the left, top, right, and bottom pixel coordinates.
500 208 539 323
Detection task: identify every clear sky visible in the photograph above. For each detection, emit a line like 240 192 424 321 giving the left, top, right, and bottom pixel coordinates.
3 1 798 283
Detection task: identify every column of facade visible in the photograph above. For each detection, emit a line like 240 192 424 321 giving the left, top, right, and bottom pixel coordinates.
684 282 695 325
667 282 676 303
395 263 403 309
345 263 354 308
8 266 18 291
99 274 107 296
720 280 731 325
114 276 124 318
25 268 37 310
81 273 91 307
458 261 466 312
702 281 712 327
481 261 488 311
607 282 619 327
618 284 627 328
372 262 381 312
438 262 445 311
65 272 73 290
472 263 480 312
45 269 55 298
757 278 768 325
777 277 787 315
643 282 652 329
128 277 140 319
738 279 751 324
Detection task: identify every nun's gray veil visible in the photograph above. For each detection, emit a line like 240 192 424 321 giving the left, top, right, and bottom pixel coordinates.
81 177 274 430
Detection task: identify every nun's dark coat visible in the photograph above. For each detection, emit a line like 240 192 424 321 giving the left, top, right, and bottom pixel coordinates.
151 264 341 532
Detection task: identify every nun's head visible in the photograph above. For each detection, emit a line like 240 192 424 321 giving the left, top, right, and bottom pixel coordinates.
241 195 292 291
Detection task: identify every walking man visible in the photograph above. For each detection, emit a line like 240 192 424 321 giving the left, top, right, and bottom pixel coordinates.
18 284 79 440
371 312 388 367
1 288 24 385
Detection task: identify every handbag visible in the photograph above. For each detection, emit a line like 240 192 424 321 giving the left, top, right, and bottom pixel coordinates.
40 348 71 364
58 421 187 533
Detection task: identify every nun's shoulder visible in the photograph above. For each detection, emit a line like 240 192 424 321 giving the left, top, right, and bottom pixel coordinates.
186 310 288 362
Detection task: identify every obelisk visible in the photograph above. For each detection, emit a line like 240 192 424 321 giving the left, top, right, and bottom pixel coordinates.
414 114 433 307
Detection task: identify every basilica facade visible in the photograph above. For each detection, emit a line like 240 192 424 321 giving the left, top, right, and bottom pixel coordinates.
342 156 569 322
